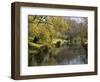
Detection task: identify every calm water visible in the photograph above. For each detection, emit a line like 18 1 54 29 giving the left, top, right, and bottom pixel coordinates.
54 45 87 65
28 45 88 66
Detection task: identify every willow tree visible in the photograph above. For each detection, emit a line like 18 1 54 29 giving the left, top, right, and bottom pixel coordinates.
28 15 69 48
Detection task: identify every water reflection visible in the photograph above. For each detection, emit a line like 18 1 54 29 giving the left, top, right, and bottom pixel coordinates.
54 45 88 65
28 44 88 66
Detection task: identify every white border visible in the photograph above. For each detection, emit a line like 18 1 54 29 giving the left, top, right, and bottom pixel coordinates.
20 7 95 75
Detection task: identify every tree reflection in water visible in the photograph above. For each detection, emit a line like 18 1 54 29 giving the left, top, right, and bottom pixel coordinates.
54 45 87 65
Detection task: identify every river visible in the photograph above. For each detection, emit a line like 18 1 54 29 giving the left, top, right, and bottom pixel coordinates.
53 45 87 65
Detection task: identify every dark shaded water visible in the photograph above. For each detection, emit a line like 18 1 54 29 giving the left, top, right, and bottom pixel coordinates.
28 45 88 66
54 45 87 65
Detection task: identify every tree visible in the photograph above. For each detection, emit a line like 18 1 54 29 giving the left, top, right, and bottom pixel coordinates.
28 15 69 47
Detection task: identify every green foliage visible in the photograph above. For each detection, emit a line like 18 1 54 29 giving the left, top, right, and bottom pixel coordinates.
28 41 43 50
28 15 69 48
